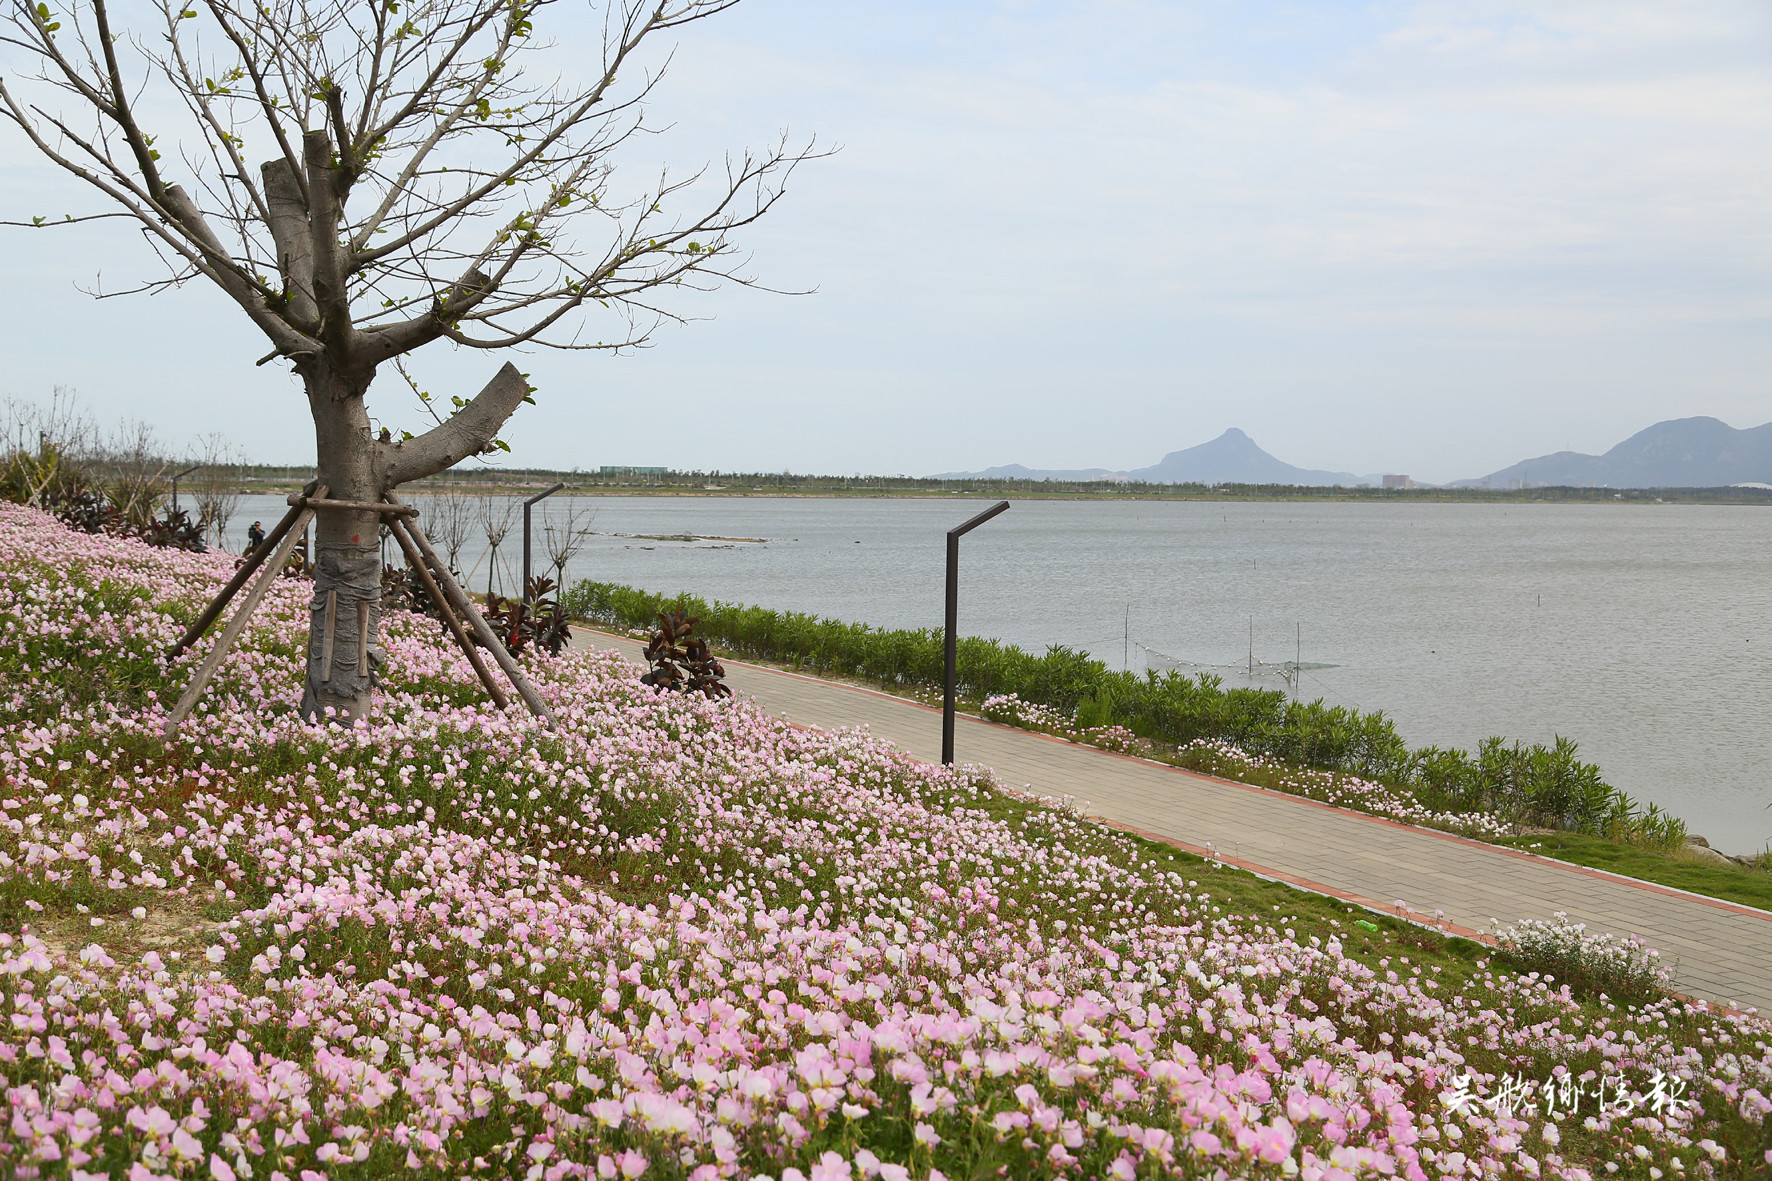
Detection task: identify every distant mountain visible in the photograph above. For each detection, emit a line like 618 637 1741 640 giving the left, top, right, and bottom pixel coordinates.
932 429 1382 487
928 462 1124 482
1126 429 1377 486
1457 417 1772 489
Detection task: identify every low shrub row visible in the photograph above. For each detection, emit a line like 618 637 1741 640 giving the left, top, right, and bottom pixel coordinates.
562 580 1685 848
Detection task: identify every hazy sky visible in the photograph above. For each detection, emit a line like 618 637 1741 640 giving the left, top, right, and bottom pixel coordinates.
3 0 1769 482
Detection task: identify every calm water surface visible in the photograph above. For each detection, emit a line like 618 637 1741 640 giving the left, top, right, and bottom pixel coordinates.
236 495 1772 853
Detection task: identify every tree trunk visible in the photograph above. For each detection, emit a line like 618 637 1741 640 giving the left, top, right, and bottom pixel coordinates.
298 361 386 723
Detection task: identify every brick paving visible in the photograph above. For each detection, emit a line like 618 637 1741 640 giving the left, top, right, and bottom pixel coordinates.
575 631 1772 1012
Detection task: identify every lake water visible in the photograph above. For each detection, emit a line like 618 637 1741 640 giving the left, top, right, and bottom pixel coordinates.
232 494 1772 854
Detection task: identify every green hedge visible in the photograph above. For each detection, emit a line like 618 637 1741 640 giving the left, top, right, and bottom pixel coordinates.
563 580 1683 847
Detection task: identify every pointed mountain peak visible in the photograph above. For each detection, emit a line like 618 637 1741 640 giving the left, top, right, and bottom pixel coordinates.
1132 429 1369 485
927 427 1376 486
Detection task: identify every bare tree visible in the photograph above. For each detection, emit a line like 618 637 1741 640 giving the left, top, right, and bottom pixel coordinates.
2 0 817 720
4 386 98 462
541 496 596 589
2 387 100 506
97 419 169 526
421 490 473 575
189 432 246 549
475 494 516 598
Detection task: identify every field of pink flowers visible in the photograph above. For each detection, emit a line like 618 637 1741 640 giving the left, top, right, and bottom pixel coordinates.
2 501 1769 1181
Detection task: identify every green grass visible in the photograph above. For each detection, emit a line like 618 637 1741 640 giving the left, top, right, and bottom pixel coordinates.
1496 832 1772 912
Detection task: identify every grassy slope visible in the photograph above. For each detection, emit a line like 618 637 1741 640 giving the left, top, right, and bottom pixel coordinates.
5 508 1772 1179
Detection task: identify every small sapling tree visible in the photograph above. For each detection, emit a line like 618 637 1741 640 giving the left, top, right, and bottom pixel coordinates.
542 496 595 587
2 0 815 719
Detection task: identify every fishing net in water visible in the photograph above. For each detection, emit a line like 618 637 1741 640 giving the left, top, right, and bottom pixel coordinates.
1137 642 1338 692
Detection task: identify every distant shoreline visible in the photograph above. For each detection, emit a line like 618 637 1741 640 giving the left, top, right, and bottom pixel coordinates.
225 477 1772 506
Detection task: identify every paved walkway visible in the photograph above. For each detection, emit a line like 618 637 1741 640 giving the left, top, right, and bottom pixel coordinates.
575 631 1772 1012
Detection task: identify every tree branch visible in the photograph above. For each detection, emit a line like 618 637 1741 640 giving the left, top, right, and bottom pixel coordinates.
89 0 168 198
261 157 317 325
200 0 308 208
301 128 354 358
3 0 818 423
379 361 530 485
349 4 663 270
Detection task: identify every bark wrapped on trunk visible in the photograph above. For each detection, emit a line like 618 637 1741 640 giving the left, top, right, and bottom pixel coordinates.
301 541 382 721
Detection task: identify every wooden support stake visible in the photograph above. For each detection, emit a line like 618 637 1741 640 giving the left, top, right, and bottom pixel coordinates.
167 484 315 658
286 494 418 516
320 590 337 681
387 517 510 709
386 492 559 730
163 500 321 738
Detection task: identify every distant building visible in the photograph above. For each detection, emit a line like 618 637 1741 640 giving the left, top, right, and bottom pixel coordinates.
599 466 669 476
1382 474 1415 489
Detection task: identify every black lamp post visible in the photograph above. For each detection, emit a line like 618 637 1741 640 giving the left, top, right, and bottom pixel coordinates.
170 465 199 514
942 500 1010 765
523 482 566 595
